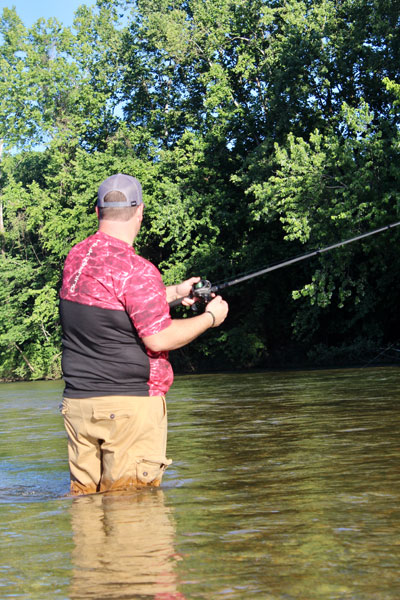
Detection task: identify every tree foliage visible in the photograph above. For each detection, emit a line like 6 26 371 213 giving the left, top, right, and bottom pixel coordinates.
1 0 400 380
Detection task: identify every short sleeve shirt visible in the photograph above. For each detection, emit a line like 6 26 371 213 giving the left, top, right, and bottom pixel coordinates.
59 231 173 397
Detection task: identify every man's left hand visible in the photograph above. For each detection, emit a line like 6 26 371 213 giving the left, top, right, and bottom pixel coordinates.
175 277 201 306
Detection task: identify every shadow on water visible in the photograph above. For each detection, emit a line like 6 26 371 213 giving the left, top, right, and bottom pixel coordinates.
0 367 400 599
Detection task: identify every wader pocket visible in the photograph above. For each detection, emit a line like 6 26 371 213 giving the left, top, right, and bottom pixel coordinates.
136 458 172 484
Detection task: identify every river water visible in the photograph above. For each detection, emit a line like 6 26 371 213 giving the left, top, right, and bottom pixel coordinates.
0 367 399 599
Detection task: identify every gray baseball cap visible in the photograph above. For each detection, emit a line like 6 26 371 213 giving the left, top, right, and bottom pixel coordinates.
97 173 143 207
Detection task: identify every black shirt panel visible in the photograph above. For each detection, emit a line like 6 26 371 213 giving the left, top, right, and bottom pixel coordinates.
60 299 150 397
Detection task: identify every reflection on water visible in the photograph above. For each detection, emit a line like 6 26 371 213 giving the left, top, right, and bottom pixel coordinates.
69 490 184 600
0 367 400 599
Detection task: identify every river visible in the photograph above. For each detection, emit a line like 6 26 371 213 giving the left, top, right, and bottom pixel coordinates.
0 366 399 599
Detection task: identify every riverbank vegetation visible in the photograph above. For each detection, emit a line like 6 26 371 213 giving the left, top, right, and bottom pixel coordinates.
1 0 399 380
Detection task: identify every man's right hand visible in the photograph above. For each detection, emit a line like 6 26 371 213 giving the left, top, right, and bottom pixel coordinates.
205 295 229 327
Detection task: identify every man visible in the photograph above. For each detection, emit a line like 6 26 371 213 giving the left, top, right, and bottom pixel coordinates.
59 173 228 495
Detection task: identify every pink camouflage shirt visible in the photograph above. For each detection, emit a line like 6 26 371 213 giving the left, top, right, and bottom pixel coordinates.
59 231 174 397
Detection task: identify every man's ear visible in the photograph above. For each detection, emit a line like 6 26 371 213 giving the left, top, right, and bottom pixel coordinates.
95 206 99 218
137 203 144 222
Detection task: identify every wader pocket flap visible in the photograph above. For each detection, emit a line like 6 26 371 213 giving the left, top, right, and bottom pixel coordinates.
92 407 132 421
136 458 172 484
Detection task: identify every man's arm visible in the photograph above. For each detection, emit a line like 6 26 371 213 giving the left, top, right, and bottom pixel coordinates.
142 295 229 352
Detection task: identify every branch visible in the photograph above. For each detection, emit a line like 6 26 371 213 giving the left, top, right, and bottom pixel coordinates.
13 343 35 373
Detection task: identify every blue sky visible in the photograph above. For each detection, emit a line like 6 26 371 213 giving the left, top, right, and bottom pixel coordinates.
0 0 91 27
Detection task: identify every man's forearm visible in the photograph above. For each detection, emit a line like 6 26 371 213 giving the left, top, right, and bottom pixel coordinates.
165 285 180 303
142 312 214 352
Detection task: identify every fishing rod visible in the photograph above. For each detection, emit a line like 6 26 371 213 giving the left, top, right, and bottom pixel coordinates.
169 220 400 308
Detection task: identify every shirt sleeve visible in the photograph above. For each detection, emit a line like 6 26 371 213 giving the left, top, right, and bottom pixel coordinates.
123 257 172 338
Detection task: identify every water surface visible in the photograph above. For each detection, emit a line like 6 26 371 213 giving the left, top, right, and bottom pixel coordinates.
1 367 399 599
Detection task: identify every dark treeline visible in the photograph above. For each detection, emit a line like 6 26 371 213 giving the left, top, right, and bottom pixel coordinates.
1 0 400 380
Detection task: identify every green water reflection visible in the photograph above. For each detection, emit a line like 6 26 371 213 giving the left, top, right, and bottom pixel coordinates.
0 367 399 599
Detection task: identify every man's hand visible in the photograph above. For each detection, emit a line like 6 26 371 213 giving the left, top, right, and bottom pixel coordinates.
166 277 201 306
203 295 229 327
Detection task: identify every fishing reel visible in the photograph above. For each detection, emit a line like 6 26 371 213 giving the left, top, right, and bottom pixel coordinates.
191 279 214 310
168 278 218 310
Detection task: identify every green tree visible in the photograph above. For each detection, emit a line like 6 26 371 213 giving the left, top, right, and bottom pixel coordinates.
2 0 400 379
0 2 136 379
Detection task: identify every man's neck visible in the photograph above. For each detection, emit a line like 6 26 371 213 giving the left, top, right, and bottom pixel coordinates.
98 221 136 246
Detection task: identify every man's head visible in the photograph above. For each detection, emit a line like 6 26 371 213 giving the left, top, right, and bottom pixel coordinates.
97 174 143 222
